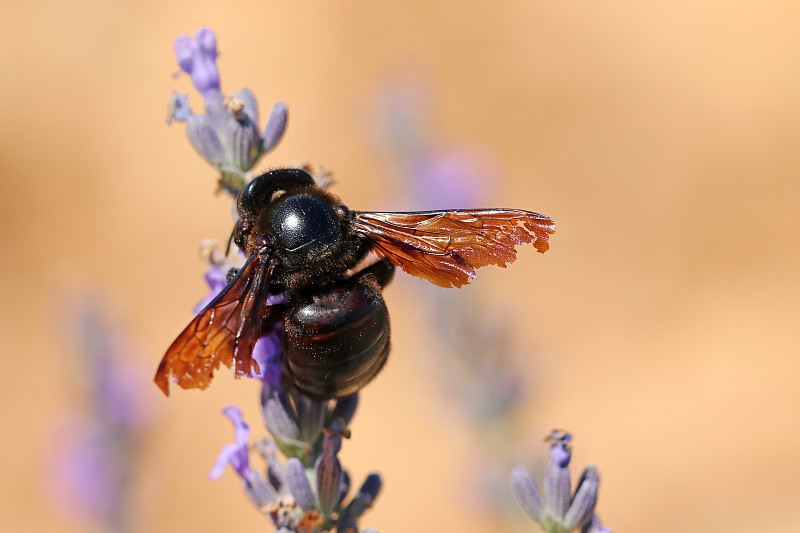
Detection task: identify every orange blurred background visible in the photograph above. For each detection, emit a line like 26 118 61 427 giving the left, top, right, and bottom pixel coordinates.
2 1 800 532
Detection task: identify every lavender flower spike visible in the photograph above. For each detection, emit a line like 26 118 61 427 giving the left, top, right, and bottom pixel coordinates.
511 430 608 533
168 27 289 192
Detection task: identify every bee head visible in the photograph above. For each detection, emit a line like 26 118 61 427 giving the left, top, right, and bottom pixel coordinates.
237 168 316 220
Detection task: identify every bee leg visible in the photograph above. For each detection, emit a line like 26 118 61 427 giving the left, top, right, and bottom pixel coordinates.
351 258 395 288
260 303 290 335
226 267 239 283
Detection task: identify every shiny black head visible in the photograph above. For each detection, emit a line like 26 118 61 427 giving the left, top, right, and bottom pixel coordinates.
237 168 315 220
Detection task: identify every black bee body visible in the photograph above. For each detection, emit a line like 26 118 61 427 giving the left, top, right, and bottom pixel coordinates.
234 169 392 398
156 167 555 399
282 265 391 399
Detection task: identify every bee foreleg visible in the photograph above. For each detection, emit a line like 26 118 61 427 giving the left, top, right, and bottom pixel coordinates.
351 258 395 288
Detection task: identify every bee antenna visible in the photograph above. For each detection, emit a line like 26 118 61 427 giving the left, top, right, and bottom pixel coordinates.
225 224 236 257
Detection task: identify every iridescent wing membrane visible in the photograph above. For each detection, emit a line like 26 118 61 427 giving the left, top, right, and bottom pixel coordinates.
154 255 274 395
351 209 555 288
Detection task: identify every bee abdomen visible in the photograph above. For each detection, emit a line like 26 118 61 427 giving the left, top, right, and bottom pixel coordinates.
283 282 390 399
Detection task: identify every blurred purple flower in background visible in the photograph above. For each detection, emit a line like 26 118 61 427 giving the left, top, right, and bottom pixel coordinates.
511 431 610 533
373 78 538 520
45 298 153 533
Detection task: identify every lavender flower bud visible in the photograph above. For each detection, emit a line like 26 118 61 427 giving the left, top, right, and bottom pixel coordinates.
330 393 359 427
293 394 327 443
254 438 285 491
544 461 572 519
315 450 343 517
262 102 289 153
284 458 315 511
339 473 382 530
510 465 544 522
582 513 612 533
261 387 310 459
563 466 599 531
222 92 263 172
242 470 279 508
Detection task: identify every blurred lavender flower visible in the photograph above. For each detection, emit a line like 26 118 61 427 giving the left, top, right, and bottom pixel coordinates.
511 431 610 533
45 299 153 533
168 27 288 193
375 79 533 520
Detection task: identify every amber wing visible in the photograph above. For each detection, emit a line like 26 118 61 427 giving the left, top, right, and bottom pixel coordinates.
154 254 274 395
351 209 555 288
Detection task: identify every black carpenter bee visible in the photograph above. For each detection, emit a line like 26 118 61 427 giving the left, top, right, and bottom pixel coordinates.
155 168 555 399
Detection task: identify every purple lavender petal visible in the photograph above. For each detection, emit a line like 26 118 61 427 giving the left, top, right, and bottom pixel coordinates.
209 406 253 480
209 443 243 479
510 465 544 522
284 458 315 510
251 333 283 388
173 34 195 74
548 430 573 468
223 406 250 444
174 27 220 99
194 265 228 314
544 462 571 520
550 443 571 468
563 465 599 530
262 102 288 153
167 92 194 124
